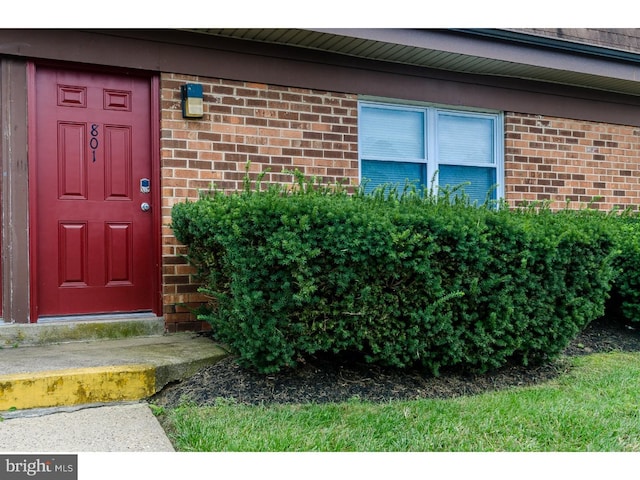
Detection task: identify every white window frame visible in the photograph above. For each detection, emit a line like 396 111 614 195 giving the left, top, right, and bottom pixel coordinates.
358 100 504 202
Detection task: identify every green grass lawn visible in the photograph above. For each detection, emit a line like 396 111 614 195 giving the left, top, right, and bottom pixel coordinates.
157 352 640 452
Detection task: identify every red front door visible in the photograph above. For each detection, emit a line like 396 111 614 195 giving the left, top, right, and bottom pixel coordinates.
34 67 155 318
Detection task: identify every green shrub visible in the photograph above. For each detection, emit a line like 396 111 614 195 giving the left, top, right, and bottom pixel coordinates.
171 176 616 374
608 213 640 324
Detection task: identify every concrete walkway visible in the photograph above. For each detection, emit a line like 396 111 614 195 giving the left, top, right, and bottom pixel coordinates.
0 331 228 452
0 402 175 452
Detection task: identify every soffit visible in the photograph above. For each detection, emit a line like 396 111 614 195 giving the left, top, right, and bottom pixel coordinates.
183 28 640 97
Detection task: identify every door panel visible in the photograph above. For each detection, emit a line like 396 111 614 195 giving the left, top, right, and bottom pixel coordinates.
58 222 88 286
105 222 133 285
35 67 154 317
58 122 88 199
104 126 132 199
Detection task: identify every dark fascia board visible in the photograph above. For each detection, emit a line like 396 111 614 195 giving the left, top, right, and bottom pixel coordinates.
307 28 640 78
2 29 640 126
453 28 640 64
5 28 640 94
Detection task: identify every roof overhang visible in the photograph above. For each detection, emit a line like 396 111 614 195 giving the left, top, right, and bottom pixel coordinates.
184 28 640 97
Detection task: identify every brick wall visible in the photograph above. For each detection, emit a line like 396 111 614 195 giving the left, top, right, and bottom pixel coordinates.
160 73 359 331
505 112 640 211
159 77 640 331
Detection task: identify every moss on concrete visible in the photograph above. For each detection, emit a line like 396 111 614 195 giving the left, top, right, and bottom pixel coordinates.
0 318 166 347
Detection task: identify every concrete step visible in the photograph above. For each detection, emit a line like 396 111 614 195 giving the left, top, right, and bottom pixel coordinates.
0 333 228 411
0 313 166 347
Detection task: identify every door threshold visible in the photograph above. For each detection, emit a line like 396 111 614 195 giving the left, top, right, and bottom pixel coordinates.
37 312 159 324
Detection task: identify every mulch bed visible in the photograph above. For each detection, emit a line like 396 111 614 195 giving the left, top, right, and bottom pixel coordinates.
151 317 640 408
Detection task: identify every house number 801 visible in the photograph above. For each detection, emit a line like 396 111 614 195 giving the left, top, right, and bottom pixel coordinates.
90 123 99 162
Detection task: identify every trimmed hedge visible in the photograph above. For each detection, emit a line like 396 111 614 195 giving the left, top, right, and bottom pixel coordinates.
172 178 616 374
609 213 640 324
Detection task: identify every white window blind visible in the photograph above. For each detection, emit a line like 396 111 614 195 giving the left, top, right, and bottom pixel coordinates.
360 105 425 160
437 113 494 166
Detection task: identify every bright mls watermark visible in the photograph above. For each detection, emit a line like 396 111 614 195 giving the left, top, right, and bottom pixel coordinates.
1 455 77 480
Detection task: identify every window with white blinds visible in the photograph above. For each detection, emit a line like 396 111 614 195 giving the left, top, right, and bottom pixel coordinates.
359 101 503 204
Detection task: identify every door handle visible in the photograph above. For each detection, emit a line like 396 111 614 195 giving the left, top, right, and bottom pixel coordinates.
141 202 151 212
